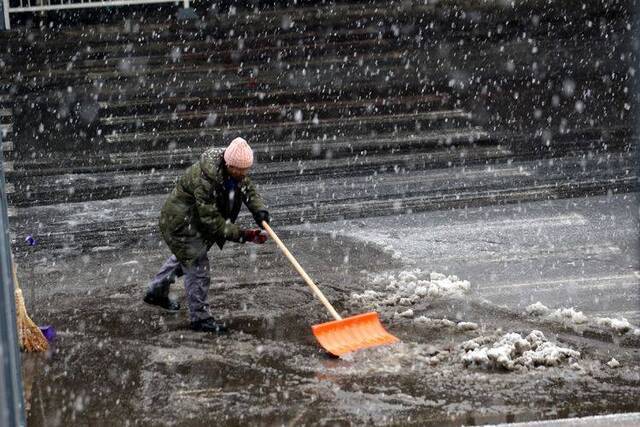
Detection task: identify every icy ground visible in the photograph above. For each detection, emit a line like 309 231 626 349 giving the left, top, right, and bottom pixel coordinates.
15 195 640 425
290 194 639 326
283 194 640 422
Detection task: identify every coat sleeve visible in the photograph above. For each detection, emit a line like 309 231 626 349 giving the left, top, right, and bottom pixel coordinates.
193 173 242 242
241 178 266 214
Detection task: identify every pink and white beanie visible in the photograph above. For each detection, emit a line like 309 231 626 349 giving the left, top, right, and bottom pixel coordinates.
223 137 254 168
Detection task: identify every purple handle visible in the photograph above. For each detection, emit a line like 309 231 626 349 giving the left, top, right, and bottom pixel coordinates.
38 325 56 342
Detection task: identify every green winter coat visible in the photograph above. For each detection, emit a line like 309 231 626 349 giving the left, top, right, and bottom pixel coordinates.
159 147 266 266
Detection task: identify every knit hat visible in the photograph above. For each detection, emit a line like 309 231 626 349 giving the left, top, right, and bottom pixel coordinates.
224 137 254 168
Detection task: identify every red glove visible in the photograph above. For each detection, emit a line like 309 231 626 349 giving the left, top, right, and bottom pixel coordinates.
241 228 268 244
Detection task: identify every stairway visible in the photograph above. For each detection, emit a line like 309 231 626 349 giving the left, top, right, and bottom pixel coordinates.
0 0 634 255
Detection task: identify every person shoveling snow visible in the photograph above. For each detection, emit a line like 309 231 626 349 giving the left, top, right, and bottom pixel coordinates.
144 137 270 333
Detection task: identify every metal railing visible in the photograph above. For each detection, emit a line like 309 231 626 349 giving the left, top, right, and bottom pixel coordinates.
2 0 190 29
0 118 25 427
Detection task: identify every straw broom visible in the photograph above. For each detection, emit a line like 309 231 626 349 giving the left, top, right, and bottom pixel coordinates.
12 262 48 352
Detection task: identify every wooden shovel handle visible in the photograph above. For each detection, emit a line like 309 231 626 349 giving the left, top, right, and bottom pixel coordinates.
261 221 342 321
11 259 20 291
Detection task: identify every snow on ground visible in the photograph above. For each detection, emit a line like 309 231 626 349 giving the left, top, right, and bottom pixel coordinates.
325 328 581 373
327 341 453 373
350 269 470 319
525 302 640 335
461 330 580 371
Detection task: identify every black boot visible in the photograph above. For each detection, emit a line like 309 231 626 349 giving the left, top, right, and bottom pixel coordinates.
191 317 228 334
143 293 180 311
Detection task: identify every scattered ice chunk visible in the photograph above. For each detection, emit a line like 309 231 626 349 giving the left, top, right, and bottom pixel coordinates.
526 301 550 316
561 308 588 324
607 358 621 369
460 335 494 351
547 307 588 324
596 317 632 334
463 347 489 365
461 330 580 371
522 341 580 368
414 316 456 328
108 293 128 299
415 286 428 296
526 303 634 334
429 272 446 281
381 295 400 306
525 330 546 348
456 322 479 331
351 269 470 309
350 289 384 305
395 309 414 319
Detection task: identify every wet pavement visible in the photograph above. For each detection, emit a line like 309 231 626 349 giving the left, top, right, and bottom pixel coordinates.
17 201 640 426
302 193 640 323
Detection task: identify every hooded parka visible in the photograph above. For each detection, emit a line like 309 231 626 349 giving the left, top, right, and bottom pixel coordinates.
158 147 266 266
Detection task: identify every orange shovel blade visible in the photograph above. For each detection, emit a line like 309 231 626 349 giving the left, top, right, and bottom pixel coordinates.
311 312 399 356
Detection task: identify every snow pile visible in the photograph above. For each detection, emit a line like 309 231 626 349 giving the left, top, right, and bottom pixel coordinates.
525 302 638 335
351 270 471 313
457 322 480 331
607 358 621 369
526 302 588 323
380 244 402 260
525 301 550 316
595 317 633 334
548 308 589 324
395 309 414 318
461 330 580 371
412 316 478 331
414 317 456 328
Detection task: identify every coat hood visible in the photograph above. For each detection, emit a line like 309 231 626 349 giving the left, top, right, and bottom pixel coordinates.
199 147 225 180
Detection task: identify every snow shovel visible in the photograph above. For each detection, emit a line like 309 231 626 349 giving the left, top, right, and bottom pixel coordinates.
262 222 399 356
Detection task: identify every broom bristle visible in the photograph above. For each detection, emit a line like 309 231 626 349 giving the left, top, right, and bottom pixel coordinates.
13 276 48 353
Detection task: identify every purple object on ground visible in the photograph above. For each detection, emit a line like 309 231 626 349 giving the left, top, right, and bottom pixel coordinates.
39 325 56 342
25 235 37 246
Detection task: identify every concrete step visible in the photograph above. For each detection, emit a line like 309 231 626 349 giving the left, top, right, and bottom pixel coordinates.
100 110 474 149
8 143 509 207
4 35 398 72
5 49 412 89
97 95 450 134
9 129 490 175
8 155 636 254
94 83 443 116
5 36 624 90
0 0 623 52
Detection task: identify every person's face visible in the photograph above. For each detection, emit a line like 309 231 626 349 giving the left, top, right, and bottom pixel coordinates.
227 164 250 180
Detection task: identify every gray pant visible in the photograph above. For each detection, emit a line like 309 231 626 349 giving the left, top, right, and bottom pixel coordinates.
147 253 211 322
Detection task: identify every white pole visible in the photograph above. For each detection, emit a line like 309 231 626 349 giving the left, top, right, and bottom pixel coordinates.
2 0 10 30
